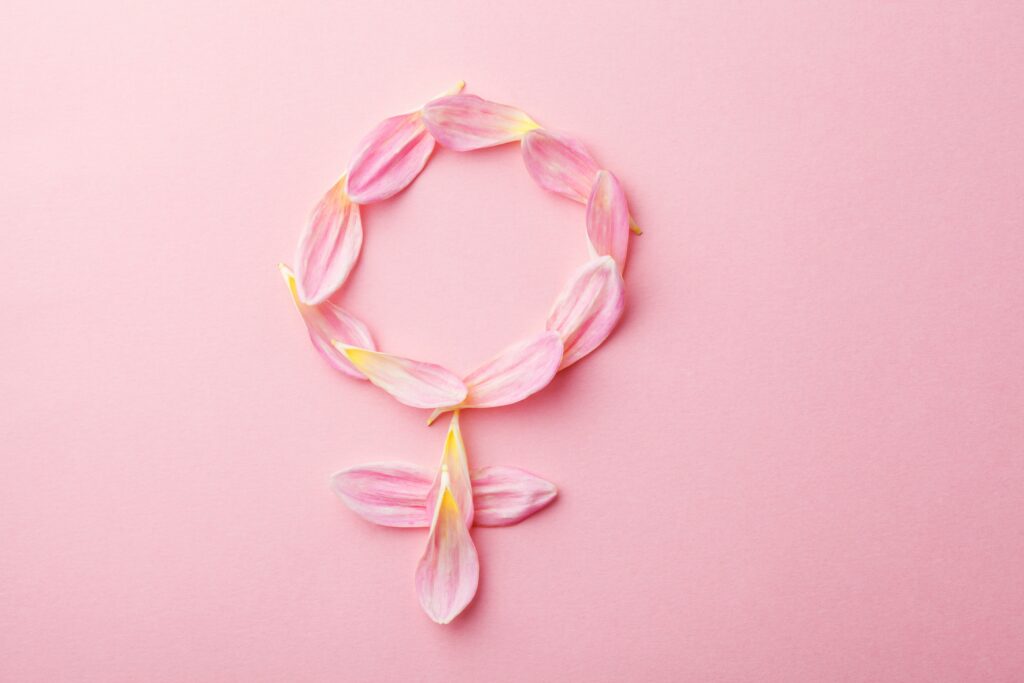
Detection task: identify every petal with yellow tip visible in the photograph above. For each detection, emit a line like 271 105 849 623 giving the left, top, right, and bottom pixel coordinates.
331 342 467 409
279 264 374 379
422 94 539 151
546 256 624 369
425 412 474 527
294 180 363 305
416 470 479 624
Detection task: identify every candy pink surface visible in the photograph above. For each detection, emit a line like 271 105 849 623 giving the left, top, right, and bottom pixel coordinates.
2 1 1023 681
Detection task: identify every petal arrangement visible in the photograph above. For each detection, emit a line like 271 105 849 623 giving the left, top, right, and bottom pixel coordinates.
280 84 637 624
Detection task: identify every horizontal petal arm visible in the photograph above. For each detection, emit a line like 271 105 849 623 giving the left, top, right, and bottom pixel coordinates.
331 462 434 527
471 466 557 527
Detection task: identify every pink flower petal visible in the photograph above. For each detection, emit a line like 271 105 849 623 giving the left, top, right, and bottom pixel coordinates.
586 170 630 272
425 412 474 527
470 466 558 527
462 330 563 407
293 180 363 305
279 264 375 379
546 256 625 369
331 342 468 409
416 469 479 624
426 331 564 424
346 112 435 203
331 463 433 527
422 94 539 151
521 129 600 203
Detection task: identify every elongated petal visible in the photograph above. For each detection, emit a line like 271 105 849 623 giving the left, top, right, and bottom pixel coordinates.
586 171 630 272
331 342 467 409
331 463 433 527
463 331 563 407
422 94 539 151
416 471 479 624
427 331 563 424
425 412 473 527
293 180 363 305
471 466 557 527
521 129 600 203
346 113 435 203
279 264 375 379
546 256 625 369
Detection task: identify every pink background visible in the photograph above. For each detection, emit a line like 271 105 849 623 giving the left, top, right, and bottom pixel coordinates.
2 1 1023 681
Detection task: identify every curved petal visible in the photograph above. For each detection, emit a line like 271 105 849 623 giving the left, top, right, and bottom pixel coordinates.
586 170 630 272
416 469 479 624
521 129 600 203
471 466 558 527
331 342 467 409
346 112 435 203
462 330 564 408
331 463 433 527
293 180 363 305
425 412 474 527
279 264 375 379
422 94 539 151
427 331 563 424
546 256 625 369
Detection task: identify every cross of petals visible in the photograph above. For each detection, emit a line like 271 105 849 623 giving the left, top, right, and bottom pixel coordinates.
331 412 557 623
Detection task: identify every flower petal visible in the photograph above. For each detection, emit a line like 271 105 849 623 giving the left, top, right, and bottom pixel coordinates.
586 170 630 272
425 411 474 527
462 330 564 408
293 180 363 305
279 264 375 379
422 94 539 151
521 129 600 203
546 256 625 369
427 331 563 424
416 469 479 624
331 463 433 527
471 466 558 527
331 342 467 409
346 113 435 203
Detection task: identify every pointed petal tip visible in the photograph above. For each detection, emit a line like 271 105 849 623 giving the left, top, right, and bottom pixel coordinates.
426 407 450 425
278 263 299 302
